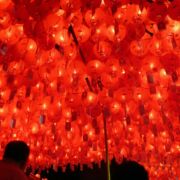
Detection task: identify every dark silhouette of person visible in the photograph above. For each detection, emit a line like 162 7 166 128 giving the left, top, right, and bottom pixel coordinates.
0 140 30 180
111 159 149 180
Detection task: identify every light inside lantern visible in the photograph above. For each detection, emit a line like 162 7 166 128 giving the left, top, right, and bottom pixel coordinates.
0 0 179 179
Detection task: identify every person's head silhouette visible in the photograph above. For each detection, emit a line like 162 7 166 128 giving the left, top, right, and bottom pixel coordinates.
112 159 149 180
3 140 30 170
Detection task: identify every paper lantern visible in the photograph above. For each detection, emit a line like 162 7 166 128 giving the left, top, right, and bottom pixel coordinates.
0 0 11 10
0 1 179 179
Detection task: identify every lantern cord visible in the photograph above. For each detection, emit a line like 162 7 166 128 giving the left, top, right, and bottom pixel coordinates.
68 25 87 64
85 77 93 92
68 25 79 45
145 28 154 37
26 86 31 97
103 111 111 180
139 0 143 11
171 35 177 49
97 78 103 91
79 48 87 64
9 89 17 101
146 0 153 3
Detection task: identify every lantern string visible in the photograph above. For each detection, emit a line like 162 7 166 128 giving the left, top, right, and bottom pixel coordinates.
145 28 154 37
68 25 79 46
143 22 154 37
97 78 103 91
103 107 111 180
68 25 87 64
85 77 93 92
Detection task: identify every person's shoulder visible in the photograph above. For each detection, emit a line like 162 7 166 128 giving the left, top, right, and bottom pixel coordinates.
0 160 28 180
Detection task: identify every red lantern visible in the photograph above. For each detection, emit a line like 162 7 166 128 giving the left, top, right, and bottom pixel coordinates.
55 29 71 47
0 11 11 28
87 60 105 76
160 53 180 73
0 1 179 178
168 1 180 21
74 24 91 43
147 2 167 22
130 39 149 56
93 40 112 59
60 0 81 12
0 0 11 10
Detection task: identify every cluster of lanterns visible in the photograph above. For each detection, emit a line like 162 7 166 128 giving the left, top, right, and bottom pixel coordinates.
0 0 179 179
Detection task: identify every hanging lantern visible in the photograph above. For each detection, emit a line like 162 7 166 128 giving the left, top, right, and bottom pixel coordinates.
0 0 179 179
0 0 11 10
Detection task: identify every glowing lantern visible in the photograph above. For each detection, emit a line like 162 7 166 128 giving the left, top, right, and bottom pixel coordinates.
84 92 98 106
93 40 112 59
55 29 71 47
31 123 39 135
0 11 11 28
168 1 180 21
0 0 11 10
130 39 149 56
74 24 91 43
147 2 167 23
115 24 126 42
87 60 105 75
0 1 179 179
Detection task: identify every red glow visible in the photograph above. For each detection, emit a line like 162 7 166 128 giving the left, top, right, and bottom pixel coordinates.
0 0 179 179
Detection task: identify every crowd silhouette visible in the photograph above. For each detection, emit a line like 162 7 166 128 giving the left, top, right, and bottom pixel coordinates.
0 141 149 180
36 160 148 180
